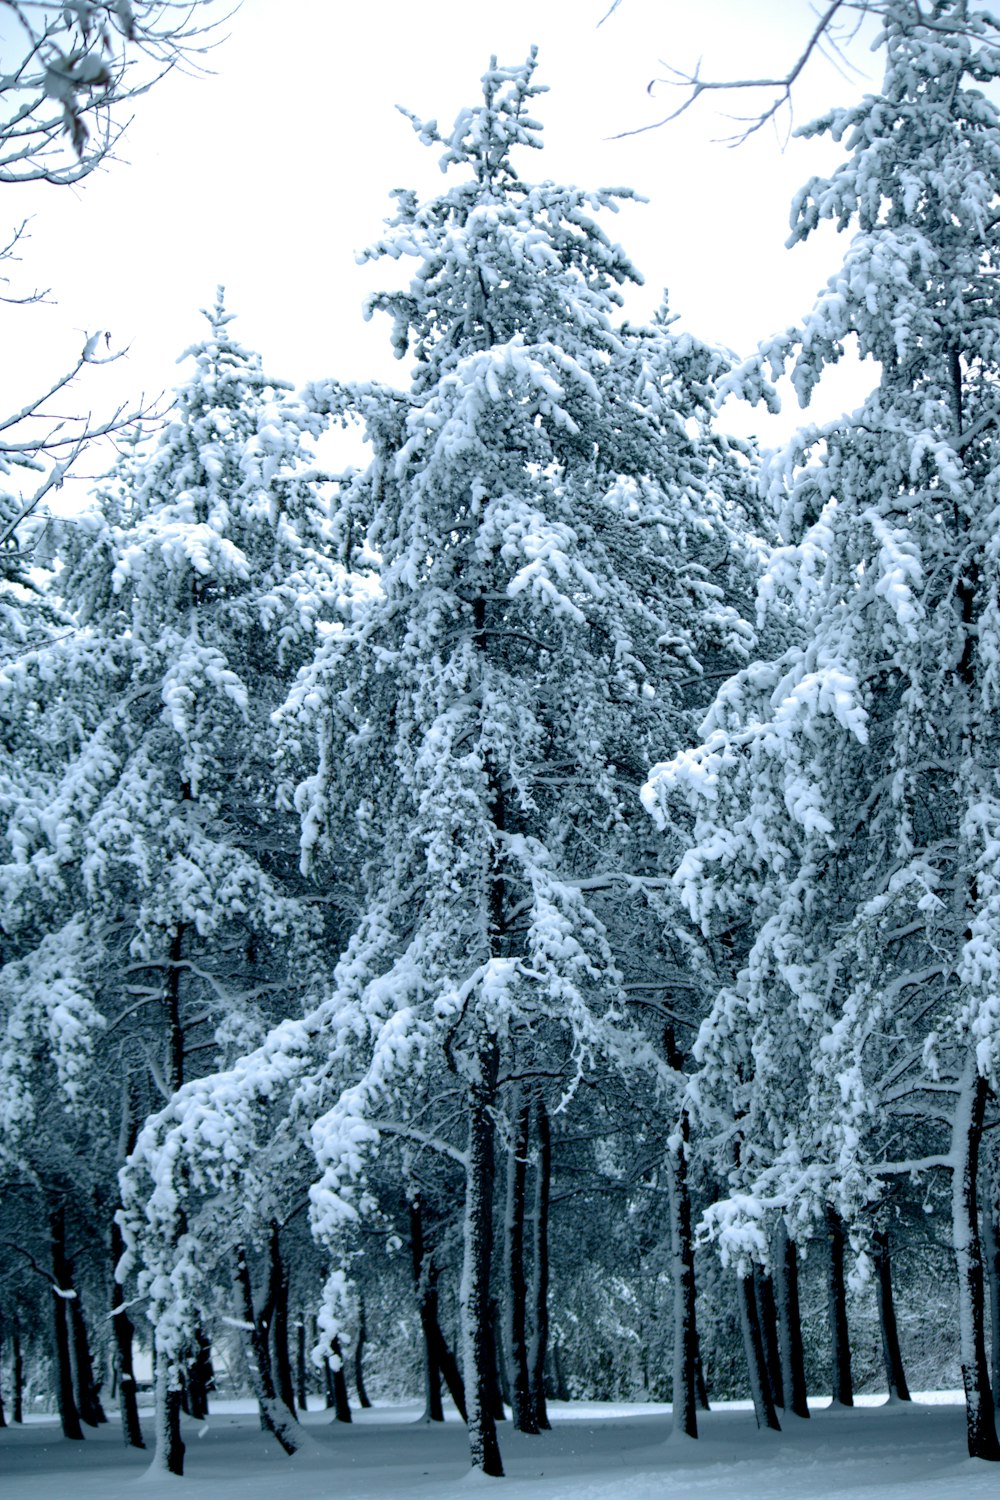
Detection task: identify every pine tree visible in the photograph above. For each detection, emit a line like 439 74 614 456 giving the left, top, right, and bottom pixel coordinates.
645 0 1000 1459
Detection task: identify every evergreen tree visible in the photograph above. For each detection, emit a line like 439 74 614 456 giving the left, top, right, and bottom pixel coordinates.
645 0 1000 1459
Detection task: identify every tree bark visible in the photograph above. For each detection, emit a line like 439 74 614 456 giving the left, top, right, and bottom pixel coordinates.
826 1206 854 1407
775 1218 809 1419
527 1088 551 1429
152 1360 185 1476
267 1227 296 1419
736 1270 781 1431
185 1329 214 1422
666 1104 699 1438
982 1192 1000 1416
354 1296 372 1409
330 1338 352 1423
49 1205 83 1442
505 1088 539 1433
235 1246 302 1454
111 1217 145 1448
12 1319 24 1424
410 1194 456 1422
70 1294 107 1426
460 1044 504 1476
755 1268 784 1411
873 1226 910 1402
952 1067 1000 1459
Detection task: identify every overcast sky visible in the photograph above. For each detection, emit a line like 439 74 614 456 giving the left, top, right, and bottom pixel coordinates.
3 0 883 488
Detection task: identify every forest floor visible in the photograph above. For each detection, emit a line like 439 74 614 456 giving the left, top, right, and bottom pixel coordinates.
2 1393 996 1499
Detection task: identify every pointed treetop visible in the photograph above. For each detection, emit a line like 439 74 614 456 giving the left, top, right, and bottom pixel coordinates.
398 48 546 191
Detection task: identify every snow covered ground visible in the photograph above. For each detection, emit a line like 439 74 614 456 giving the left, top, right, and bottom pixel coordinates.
3 1395 998 1500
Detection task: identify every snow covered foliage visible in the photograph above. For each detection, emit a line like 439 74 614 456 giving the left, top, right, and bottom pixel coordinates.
643 0 1000 1456
0 300 353 1422
117 53 761 1474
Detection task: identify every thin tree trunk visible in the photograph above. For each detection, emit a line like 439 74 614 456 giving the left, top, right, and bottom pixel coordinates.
186 1329 214 1422
354 1296 371 1409
70 1297 107 1426
268 1227 296 1418
873 1226 910 1402
409 1194 447 1422
330 1338 352 1423
0 1314 6 1429
826 1206 854 1407
527 1088 551 1429
774 1218 809 1419
111 1217 145 1448
952 1067 1000 1459
505 1088 539 1433
460 1044 504 1476
982 1193 1000 1416
49 1205 83 1442
234 1246 302 1454
755 1268 784 1411
12 1319 24 1424
296 1319 308 1414
666 1104 699 1438
736 1270 781 1431
152 1360 185 1476
486 1296 508 1420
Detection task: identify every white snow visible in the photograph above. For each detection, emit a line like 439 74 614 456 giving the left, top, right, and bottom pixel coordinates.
3 1395 994 1500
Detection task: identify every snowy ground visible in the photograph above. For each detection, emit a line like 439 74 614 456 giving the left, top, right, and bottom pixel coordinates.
3 1394 996 1499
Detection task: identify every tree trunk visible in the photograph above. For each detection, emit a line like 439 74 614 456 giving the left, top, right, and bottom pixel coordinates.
982 1192 1000 1416
330 1338 352 1423
409 1195 450 1422
186 1329 214 1422
460 1046 504 1476
736 1270 781 1431
873 1225 910 1402
268 1227 296 1418
111 1216 145 1448
296 1319 308 1414
0 1314 6 1429
505 1088 539 1433
486 1296 508 1420
826 1206 854 1407
12 1319 24 1424
152 1360 185 1476
775 1218 809 1419
755 1268 784 1411
70 1294 107 1426
354 1296 372 1409
952 1067 1000 1459
49 1205 83 1442
235 1246 302 1454
527 1088 551 1429
666 1104 699 1438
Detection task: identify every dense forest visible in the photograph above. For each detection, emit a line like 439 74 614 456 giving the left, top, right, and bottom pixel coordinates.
3 0 1000 1482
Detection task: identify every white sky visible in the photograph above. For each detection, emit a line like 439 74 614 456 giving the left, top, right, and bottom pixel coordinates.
2 0 883 492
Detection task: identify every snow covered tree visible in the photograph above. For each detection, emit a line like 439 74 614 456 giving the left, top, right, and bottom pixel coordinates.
0 294 347 1470
645 0 1000 1459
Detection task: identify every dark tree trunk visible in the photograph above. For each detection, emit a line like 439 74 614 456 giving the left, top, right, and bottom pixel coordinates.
826 1206 854 1407
0 1314 6 1428
111 1217 145 1448
330 1338 352 1423
695 1351 710 1411
268 1228 296 1418
982 1193 1000 1416
235 1246 302 1454
186 1329 214 1422
49 1206 83 1442
527 1089 551 1429
296 1319 308 1414
70 1295 107 1427
12 1319 24 1424
872 1226 910 1402
409 1195 451 1422
505 1089 539 1433
736 1271 781 1431
354 1296 372 1409
666 1105 699 1438
153 1362 185 1476
775 1218 809 1419
486 1297 507 1420
755 1268 784 1411
952 1068 1000 1460
550 1339 569 1403
461 1046 504 1476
